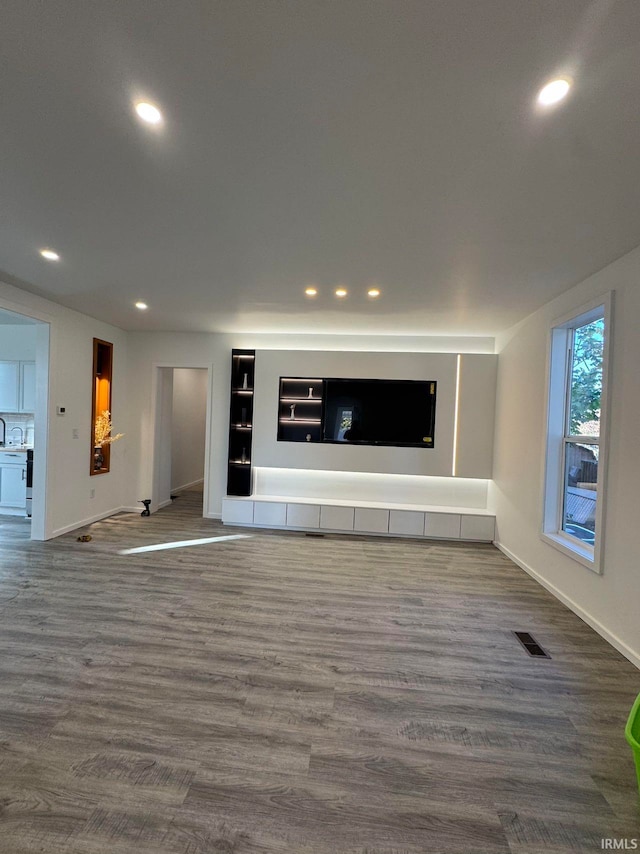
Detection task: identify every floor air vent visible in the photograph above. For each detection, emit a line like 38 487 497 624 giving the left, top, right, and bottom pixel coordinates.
513 631 551 658
305 532 325 538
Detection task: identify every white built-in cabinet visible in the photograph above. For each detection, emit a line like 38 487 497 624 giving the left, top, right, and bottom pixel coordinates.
0 451 27 509
222 498 496 542
0 361 36 413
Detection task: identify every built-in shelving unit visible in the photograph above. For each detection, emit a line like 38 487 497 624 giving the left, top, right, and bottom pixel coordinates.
277 377 324 443
227 349 255 495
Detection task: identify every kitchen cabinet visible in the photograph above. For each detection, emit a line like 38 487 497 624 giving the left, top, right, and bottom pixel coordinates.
0 361 20 411
20 362 36 411
0 360 36 413
0 453 27 508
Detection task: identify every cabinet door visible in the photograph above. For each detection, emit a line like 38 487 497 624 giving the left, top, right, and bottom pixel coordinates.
0 465 26 507
221 499 254 524
0 361 20 411
425 513 461 539
389 510 425 536
354 508 389 533
286 504 320 528
20 361 36 412
320 505 355 531
253 501 287 526
460 515 495 541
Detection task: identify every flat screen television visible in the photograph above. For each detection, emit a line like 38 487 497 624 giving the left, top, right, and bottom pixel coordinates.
322 378 436 448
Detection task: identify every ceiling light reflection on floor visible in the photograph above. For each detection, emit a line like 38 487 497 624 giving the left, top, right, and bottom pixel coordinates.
119 533 251 555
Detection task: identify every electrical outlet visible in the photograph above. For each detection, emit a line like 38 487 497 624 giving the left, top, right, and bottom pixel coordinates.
90 489 95 499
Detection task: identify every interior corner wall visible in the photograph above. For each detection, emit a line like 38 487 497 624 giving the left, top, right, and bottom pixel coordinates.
491 246 640 668
171 368 207 492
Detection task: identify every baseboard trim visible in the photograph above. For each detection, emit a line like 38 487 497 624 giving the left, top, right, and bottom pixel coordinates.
172 478 204 493
495 540 640 670
204 512 222 520
50 506 133 538
157 499 172 510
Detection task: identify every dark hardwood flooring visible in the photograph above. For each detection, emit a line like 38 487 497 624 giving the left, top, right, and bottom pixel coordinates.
0 490 638 853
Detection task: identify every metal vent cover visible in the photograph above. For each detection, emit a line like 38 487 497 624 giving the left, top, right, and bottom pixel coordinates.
513 631 551 658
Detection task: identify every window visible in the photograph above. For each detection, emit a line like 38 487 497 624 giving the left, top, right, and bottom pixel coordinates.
542 296 612 572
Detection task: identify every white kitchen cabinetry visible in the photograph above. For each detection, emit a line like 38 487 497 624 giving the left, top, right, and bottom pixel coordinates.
0 453 27 508
0 360 36 413
20 362 36 412
0 362 20 411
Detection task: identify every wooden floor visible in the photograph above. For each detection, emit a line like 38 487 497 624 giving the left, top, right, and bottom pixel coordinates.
0 489 638 854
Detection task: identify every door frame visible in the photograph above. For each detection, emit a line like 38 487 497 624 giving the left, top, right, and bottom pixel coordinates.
150 361 213 516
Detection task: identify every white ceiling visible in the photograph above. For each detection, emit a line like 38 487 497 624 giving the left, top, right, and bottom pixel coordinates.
1 0 639 336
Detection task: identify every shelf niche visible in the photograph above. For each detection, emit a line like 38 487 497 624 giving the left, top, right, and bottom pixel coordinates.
227 349 256 495
277 377 324 443
91 338 113 476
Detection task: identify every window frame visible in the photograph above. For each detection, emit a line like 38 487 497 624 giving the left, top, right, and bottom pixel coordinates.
541 293 613 573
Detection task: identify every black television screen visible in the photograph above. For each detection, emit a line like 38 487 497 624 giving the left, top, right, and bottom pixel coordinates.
322 378 436 448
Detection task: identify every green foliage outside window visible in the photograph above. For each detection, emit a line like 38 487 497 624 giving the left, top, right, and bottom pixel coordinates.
569 318 604 435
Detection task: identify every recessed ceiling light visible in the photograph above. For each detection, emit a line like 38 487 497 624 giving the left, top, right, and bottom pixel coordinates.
335 288 348 298
537 78 572 107
367 288 381 298
135 101 163 124
304 287 318 297
135 301 148 310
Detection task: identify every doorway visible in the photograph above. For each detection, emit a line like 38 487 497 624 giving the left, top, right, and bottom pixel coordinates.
0 307 49 540
152 366 209 515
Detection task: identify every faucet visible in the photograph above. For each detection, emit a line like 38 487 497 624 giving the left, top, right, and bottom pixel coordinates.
10 426 24 446
0 417 5 446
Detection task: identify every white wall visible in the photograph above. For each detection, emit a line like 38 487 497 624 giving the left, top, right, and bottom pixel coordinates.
125 332 224 518
491 245 640 667
153 368 174 509
254 350 458 477
171 368 207 491
0 278 129 539
0 324 38 359
253 349 497 480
